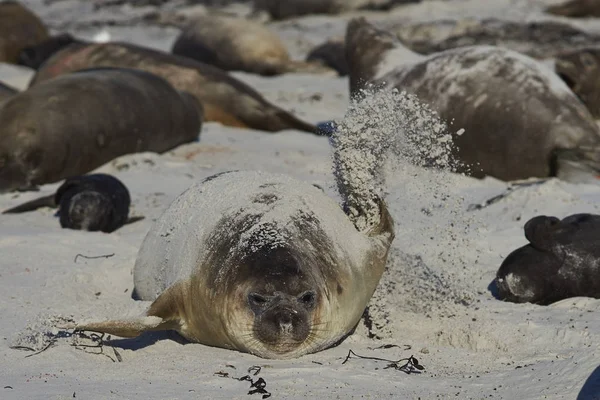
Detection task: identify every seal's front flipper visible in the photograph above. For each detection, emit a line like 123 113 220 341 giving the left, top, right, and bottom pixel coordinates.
73 315 178 338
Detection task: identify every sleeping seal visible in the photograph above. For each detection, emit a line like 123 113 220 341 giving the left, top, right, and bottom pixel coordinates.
20 35 321 134
2 173 132 233
0 1 49 63
71 170 395 359
172 14 334 76
546 0 600 18
252 0 417 20
0 67 201 192
495 213 600 305
345 18 600 182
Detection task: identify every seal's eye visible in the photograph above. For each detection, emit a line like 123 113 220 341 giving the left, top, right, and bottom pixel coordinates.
248 293 268 306
298 291 316 309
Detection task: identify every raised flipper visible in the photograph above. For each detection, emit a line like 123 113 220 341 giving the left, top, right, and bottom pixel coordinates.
2 194 56 214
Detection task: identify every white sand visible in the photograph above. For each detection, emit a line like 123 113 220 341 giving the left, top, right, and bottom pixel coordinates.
1 0 599 399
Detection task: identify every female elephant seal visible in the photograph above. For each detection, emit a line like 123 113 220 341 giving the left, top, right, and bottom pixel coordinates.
2 173 133 233
20 35 321 134
172 14 334 76
72 170 395 359
495 213 600 305
0 1 49 63
346 18 600 182
0 67 202 192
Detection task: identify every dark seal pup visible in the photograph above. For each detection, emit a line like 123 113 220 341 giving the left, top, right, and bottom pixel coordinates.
20 35 320 134
68 170 395 359
345 18 600 182
306 38 349 77
495 213 600 305
0 1 49 63
172 14 334 76
0 67 201 193
2 174 132 233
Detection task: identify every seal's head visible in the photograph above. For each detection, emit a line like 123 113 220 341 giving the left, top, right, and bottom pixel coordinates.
555 48 600 118
17 33 78 70
235 247 322 357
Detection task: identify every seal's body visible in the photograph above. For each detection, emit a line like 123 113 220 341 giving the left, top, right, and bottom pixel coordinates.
172 14 332 76
495 213 600 305
2 173 131 233
546 0 600 18
0 68 201 192
73 170 395 359
346 18 600 181
555 47 600 119
25 38 319 133
0 81 18 104
0 1 48 63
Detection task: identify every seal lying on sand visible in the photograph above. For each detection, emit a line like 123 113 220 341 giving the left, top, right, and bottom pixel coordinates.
20 35 320 134
0 67 202 193
71 170 395 358
0 1 49 63
555 47 600 119
172 14 333 76
393 18 600 60
546 0 600 18
345 18 600 181
2 174 133 233
495 213 600 305
252 0 417 20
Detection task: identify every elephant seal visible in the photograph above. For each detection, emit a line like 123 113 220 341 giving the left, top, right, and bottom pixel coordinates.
252 0 417 20
172 14 334 76
70 170 395 359
306 38 348 77
20 35 321 134
393 18 600 60
2 173 133 233
495 213 600 305
0 1 49 63
546 0 600 18
555 47 600 119
0 67 202 193
345 18 600 182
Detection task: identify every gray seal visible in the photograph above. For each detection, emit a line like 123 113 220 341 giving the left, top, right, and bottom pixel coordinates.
345 17 600 182
0 67 202 192
70 170 395 359
495 213 600 305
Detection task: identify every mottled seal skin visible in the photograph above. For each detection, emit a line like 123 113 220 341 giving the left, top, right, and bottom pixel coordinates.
495 213 600 305
555 47 600 119
71 170 395 359
0 1 49 63
306 38 349 77
172 14 333 76
394 18 600 60
0 67 202 193
346 18 600 182
546 0 600 18
24 37 321 134
3 173 132 233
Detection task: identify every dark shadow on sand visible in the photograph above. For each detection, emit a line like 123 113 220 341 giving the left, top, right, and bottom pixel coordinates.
578 365 600 400
106 330 189 351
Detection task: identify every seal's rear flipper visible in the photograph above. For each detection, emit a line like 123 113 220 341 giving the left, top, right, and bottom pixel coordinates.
72 316 177 338
2 194 56 214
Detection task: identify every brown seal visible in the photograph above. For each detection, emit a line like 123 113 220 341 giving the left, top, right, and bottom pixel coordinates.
345 17 600 182
21 35 321 134
0 67 202 193
306 38 348 76
546 0 600 18
252 0 416 20
172 14 334 76
0 1 49 63
69 170 395 359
